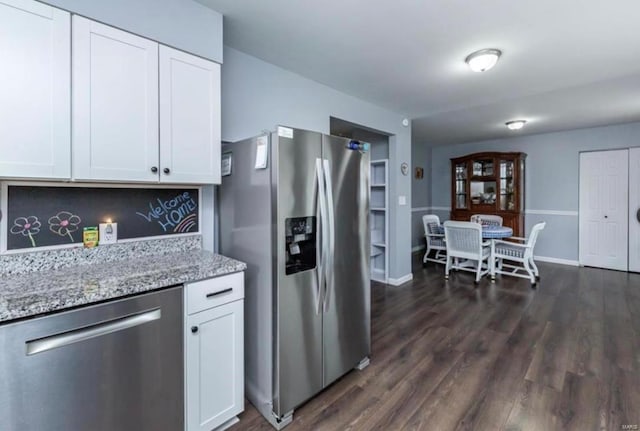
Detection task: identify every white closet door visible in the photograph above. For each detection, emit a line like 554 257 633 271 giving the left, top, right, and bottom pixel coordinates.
630 148 640 273
159 46 221 184
0 0 70 179
579 150 628 271
72 16 159 182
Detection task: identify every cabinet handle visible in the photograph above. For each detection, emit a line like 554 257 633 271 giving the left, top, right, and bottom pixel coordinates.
206 288 233 298
191 326 198 334
604 215 608 219
151 166 158 173
163 168 170 174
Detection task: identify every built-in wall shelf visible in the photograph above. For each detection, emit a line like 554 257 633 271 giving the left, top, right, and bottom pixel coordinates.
370 160 388 283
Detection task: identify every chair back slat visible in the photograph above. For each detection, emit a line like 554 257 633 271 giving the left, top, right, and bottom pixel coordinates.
527 222 546 250
422 215 441 236
444 221 483 258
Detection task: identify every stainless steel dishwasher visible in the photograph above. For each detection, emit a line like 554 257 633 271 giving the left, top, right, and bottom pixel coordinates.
0 286 183 431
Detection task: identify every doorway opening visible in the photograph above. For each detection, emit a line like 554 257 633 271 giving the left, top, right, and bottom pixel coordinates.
330 116 392 283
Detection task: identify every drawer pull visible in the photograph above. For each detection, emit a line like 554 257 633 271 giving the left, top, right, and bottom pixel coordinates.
206 288 233 298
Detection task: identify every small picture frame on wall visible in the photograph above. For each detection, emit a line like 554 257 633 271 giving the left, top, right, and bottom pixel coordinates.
415 167 424 179
221 152 232 176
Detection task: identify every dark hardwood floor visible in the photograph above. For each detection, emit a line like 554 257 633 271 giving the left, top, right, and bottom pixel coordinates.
231 254 640 431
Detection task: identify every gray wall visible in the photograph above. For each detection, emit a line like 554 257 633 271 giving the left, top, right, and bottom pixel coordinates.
411 141 432 248
222 47 413 280
422 121 640 262
41 0 223 62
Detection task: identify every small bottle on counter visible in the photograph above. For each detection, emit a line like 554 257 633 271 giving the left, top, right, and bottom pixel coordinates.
83 227 99 248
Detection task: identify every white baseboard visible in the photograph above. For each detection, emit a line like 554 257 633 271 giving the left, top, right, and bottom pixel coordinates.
534 255 579 266
388 273 413 286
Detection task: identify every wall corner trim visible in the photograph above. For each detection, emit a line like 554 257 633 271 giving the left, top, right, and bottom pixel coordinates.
388 273 413 286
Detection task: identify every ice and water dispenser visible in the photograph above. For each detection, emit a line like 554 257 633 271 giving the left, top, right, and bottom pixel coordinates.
285 217 317 275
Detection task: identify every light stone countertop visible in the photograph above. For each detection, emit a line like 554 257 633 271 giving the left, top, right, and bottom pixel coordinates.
0 250 246 324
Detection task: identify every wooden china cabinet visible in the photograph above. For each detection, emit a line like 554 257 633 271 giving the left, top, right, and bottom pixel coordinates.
450 152 526 237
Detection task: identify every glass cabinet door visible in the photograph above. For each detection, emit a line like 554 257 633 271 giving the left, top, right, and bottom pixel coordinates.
455 162 468 209
472 159 494 177
499 160 515 210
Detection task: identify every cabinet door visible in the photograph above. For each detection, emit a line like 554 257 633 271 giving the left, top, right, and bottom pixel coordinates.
498 159 516 211
159 46 221 184
452 161 468 210
72 16 159 182
0 0 70 179
186 300 244 431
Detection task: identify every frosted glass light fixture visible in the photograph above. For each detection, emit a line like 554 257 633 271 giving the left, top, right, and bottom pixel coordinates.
506 120 527 130
465 49 502 72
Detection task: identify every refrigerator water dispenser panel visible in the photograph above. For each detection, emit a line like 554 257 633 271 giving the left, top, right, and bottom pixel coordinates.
285 217 316 275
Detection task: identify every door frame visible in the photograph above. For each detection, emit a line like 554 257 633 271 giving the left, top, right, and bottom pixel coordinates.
629 147 640 273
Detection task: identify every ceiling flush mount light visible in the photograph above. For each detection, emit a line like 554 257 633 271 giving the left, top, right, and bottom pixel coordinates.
506 120 527 130
465 48 502 72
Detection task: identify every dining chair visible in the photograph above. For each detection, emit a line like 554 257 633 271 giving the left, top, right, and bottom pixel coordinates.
491 222 546 286
422 214 446 264
471 214 503 226
443 221 490 284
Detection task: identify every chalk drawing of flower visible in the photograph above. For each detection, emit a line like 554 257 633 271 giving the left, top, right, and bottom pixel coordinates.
10 216 41 247
48 211 82 243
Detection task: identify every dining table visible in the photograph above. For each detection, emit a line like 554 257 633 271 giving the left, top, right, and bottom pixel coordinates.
434 224 513 280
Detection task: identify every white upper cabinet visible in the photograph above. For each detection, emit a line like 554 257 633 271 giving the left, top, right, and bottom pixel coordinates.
0 0 70 179
159 46 221 184
72 16 159 182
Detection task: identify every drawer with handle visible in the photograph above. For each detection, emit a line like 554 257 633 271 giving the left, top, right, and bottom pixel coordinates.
185 272 244 315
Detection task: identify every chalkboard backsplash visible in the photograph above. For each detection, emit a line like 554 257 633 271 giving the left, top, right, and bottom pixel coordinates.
5 186 200 250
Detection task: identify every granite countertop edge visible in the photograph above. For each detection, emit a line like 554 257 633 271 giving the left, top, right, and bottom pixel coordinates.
0 250 247 324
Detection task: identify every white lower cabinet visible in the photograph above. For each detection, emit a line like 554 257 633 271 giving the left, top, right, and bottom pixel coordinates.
185 273 244 431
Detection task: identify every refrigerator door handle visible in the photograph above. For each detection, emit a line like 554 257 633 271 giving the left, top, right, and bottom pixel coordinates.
322 159 335 313
315 158 328 314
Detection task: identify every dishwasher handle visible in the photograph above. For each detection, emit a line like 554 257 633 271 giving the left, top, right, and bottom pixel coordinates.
26 308 162 356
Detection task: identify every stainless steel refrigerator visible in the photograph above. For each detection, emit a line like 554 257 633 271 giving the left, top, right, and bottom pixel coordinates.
219 126 370 429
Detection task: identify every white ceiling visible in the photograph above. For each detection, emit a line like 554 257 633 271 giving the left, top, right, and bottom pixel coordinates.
197 0 640 145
